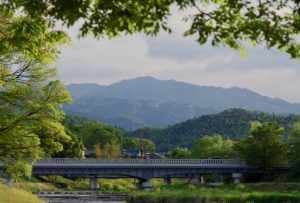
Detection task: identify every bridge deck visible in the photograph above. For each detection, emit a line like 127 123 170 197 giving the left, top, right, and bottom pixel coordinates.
1 158 290 180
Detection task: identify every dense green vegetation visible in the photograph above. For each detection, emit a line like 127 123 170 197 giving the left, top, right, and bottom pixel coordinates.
60 115 158 158
0 183 45 203
168 121 300 177
191 135 235 159
52 128 84 158
122 137 156 153
78 121 122 148
287 123 300 164
0 12 71 179
126 109 300 151
170 135 234 159
234 122 287 174
170 148 191 159
7 175 139 193
3 0 300 58
127 183 300 203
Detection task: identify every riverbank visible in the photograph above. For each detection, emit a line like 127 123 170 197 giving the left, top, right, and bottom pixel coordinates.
0 183 45 203
13 176 138 192
127 183 300 203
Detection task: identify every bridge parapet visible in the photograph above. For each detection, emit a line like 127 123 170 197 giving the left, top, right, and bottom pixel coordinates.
35 158 246 165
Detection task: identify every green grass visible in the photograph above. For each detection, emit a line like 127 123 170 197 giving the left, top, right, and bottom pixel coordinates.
4 175 141 192
32 175 138 191
127 183 300 203
0 183 45 203
50 176 138 191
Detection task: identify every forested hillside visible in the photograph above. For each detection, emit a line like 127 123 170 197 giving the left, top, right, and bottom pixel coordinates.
65 77 300 130
125 109 300 151
65 97 217 130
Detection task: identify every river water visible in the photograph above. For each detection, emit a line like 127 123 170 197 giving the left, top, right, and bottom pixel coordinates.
36 191 126 203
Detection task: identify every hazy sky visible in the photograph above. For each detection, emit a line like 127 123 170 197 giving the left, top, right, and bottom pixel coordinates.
57 9 300 103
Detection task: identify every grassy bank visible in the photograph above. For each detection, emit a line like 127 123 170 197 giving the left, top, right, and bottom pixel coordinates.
127 183 300 203
0 183 45 203
13 175 139 192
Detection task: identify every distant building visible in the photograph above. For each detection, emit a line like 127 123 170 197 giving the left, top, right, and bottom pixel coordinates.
121 149 141 158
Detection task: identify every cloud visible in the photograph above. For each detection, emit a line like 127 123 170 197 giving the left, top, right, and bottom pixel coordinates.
56 11 300 103
145 36 299 70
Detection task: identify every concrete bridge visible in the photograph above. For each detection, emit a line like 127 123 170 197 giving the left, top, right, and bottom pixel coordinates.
0 158 289 189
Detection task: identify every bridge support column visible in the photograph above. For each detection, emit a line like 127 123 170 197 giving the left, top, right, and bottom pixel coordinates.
90 177 99 190
189 174 200 184
139 180 153 190
232 173 243 184
164 176 172 185
212 173 224 183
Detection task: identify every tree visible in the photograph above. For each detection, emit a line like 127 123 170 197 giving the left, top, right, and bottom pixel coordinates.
2 0 300 58
287 122 300 163
0 14 71 179
234 122 286 174
95 143 121 158
286 122 300 177
78 121 123 148
122 137 156 153
52 128 84 158
170 147 191 159
191 134 235 158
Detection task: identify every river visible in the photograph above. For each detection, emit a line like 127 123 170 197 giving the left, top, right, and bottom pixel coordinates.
35 191 126 203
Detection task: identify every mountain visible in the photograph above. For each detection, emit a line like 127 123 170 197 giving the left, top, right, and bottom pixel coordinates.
125 109 300 151
64 97 217 130
65 76 300 129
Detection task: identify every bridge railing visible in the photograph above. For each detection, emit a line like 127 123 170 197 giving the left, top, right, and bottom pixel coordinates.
36 158 246 165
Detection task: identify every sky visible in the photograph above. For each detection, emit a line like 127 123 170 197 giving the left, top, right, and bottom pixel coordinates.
57 8 300 104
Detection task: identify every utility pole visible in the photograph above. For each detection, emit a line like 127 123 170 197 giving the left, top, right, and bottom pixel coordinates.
140 128 144 158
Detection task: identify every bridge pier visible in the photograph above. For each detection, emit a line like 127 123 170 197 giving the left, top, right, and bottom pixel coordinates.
189 174 200 184
232 173 243 184
90 177 99 190
212 173 224 183
164 176 172 185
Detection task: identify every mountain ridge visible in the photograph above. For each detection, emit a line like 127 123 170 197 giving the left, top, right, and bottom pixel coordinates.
64 76 300 129
125 108 300 151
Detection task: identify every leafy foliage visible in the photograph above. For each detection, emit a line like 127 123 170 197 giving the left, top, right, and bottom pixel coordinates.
170 147 191 159
64 115 159 157
2 0 299 58
191 134 235 158
287 122 300 163
286 122 300 177
0 14 71 179
122 137 156 153
64 115 124 157
94 143 121 158
52 128 84 158
234 122 287 174
126 109 300 151
78 121 123 148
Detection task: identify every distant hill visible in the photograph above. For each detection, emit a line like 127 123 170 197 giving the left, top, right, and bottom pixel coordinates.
65 76 300 130
125 109 300 152
64 96 217 130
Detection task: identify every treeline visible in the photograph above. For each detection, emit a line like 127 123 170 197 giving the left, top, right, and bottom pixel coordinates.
125 109 300 151
169 121 300 178
55 115 155 158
